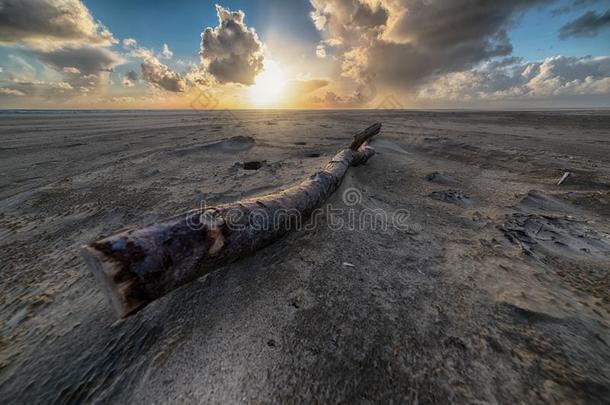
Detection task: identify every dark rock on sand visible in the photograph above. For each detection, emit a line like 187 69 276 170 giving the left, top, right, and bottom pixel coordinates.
429 189 474 207
426 171 460 186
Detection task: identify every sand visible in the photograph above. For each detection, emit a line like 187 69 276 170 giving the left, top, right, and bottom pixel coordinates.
1 109 609 403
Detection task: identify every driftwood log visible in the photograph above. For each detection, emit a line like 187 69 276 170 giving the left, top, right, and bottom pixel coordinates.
81 123 382 317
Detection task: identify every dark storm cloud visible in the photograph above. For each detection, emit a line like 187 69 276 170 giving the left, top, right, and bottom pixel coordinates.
551 0 599 16
0 0 115 45
32 45 123 75
386 1 549 49
199 5 264 85
310 0 551 89
559 9 610 39
27 45 124 95
0 0 124 98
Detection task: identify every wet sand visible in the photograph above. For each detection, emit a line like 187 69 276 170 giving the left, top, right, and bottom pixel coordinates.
1 110 609 403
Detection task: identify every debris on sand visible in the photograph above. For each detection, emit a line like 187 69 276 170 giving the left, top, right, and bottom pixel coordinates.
426 172 460 186
499 213 610 261
557 171 572 186
517 190 577 214
342 262 355 268
429 189 474 207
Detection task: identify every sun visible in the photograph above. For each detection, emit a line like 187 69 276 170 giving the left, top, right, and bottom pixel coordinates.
248 61 287 106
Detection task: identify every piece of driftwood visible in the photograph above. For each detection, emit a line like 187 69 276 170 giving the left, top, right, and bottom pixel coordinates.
557 171 572 186
81 123 382 317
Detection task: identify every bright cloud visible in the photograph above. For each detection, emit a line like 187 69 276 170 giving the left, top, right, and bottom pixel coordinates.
417 56 610 101
0 1 608 108
199 5 265 85
162 43 173 59
141 57 186 92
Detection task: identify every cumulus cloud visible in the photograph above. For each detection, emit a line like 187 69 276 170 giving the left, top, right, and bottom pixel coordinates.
184 64 211 88
310 0 550 90
128 47 154 60
62 66 81 74
309 90 362 107
125 44 187 92
122 38 138 49
417 55 610 101
310 0 388 44
122 70 138 87
199 5 264 85
21 45 122 95
0 0 124 100
141 57 186 92
0 0 116 46
162 43 173 59
316 44 327 58
559 9 610 39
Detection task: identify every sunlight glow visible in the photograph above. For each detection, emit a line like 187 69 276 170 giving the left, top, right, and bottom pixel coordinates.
248 61 287 106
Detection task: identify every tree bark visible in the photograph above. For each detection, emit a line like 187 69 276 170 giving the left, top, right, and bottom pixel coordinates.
81 123 382 317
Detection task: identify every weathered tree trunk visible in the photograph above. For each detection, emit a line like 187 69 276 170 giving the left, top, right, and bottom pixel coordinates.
81 123 382 317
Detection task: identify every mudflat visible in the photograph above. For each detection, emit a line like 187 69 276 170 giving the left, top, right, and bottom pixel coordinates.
1 110 609 403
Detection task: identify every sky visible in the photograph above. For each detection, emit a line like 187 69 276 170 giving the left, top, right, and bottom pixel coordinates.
0 0 609 109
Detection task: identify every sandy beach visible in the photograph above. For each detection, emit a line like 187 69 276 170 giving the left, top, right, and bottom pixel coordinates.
1 109 609 403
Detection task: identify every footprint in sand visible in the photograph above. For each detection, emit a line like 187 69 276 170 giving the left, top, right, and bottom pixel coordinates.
173 136 255 156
